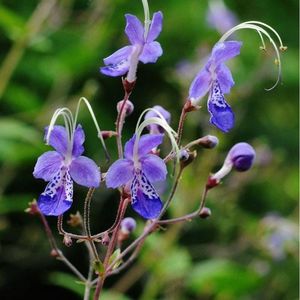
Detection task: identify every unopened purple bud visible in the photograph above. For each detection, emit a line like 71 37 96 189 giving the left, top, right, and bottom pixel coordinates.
198 135 219 149
121 217 136 234
179 149 189 161
144 105 171 134
117 100 134 116
199 207 211 219
228 142 256 171
63 235 72 247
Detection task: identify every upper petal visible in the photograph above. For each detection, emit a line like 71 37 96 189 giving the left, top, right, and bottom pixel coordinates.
188 67 212 103
207 81 235 132
131 171 163 219
37 169 73 216
45 125 68 156
210 40 242 66
72 124 85 157
33 151 63 181
215 63 234 94
139 41 163 64
125 14 144 44
140 154 167 183
124 134 164 160
146 11 163 42
105 159 134 188
69 156 100 188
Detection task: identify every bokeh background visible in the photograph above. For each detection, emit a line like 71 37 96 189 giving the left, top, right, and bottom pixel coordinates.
0 0 298 299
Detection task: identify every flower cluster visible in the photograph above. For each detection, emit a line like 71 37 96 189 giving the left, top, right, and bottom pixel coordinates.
31 1 285 295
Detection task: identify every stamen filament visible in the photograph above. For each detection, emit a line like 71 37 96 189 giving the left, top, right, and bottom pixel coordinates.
141 0 151 40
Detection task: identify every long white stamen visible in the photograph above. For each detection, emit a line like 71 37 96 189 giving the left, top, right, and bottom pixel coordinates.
141 0 151 40
218 21 286 91
74 97 108 159
133 117 180 167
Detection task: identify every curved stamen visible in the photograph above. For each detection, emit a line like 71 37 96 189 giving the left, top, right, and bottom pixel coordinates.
218 22 284 90
74 97 109 160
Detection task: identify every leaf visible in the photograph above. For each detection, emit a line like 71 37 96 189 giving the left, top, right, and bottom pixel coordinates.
48 272 85 297
93 260 105 275
186 259 261 298
108 248 122 270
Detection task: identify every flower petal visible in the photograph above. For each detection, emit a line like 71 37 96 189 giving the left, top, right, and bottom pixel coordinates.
138 134 164 157
125 14 144 44
146 11 163 42
139 41 163 64
72 124 85 157
188 67 212 104
131 171 163 219
215 63 234 94
124 134 164 160
100 46 133 77
103 46 133 65
45 125 68 156
69 156 100 187
33 151 63 181
37 169 73 216
207 81 235 132
210 40 242 66
105 159 134 188
140 154 167 183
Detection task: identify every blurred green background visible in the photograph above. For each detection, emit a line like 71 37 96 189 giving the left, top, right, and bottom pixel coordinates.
0 0 298 299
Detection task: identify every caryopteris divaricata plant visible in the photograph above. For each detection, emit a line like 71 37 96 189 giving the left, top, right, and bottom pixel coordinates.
27 0 286 299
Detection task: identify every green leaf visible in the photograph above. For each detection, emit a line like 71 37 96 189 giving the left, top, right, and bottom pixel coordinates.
108 248 122 270
48 272 85 297
93 260 105 275
186 259 261 299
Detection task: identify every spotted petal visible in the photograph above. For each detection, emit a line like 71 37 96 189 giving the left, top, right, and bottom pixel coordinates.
69 156 100 187
131 171 163 219
37 169 73 216
33 151 63 181
106 158 134 188
125 14 144 44
139 41 163 64
146 11 163 42
207 81 234 133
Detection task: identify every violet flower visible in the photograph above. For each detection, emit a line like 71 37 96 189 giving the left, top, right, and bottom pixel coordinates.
189 41 242 132
144 105 171 134
100 12 163 81
106 134 167 219
33 125 100 216
206 0 238 34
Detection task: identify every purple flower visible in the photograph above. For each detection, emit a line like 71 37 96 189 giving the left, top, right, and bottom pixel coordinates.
120 217 137 234
33 125 100 216
206 0 238 34
189 41 242 132
100 12 163 78
144 105 171 134
106 134 167 219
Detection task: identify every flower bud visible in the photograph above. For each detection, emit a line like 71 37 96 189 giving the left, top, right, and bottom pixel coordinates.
117 100 134 116
101 232 110 246
199 207 212 219
144 105 171 134
210 142 256 184
63 235 72 247
180 150 197 169
228 142 256 171
25 200 39 215
99 130 117 140
198 135 219 149
120 217 136 234
179 149 189 162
